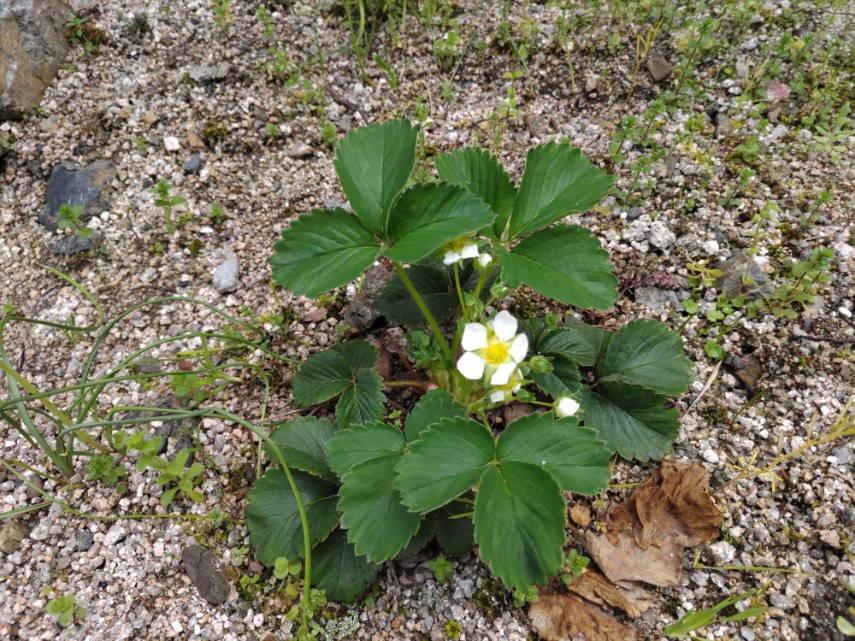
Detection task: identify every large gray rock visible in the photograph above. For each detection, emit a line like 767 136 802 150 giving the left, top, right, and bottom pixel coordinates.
0 0 71 120
182 544 230 605
38 160 117 231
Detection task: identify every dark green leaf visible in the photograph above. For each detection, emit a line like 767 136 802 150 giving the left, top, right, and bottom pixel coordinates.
327 421 405 478
336 368 385 429
404 389 467 442
579 382 680 461
435 147 517 238
496 412 611 494
338 451 422 562
379 263 457 326
247 469 339 565
270 208 381 298
562 319 613 362
537 327 602 367
474 462 566 591
499 225 618 310
334 119 419 236
531 356 582 399
435 500 476 557
385 183 494 263
595 320 694 396
508 142 613 240
395 512 438 559
265 417 338 481
395 416 495 513
292 340 379 406
312 528 381 604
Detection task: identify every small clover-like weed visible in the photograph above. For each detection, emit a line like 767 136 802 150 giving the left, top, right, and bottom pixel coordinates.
57 203 94 240
150 179 186 235
561 549 590 584
274 557 302 580
45 594 86 627
150 448 206 507
427 555 455 584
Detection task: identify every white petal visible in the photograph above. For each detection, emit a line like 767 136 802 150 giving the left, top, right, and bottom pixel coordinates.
492 310 517 341
489 390 506 404
509 333 529 362
460 242 479 259
490 362 517 386
461 323 488 351
443 250 461 264
556 397 580 417
478 253 493 267
457 352 486 380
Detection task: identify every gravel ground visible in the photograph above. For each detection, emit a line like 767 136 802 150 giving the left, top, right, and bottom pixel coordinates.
0 1 853 640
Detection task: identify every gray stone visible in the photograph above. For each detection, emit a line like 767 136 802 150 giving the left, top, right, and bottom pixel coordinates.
212 257 239 293
343 262 393 330
52 232 98 255
38 160 117 231
634 286 681 311
625 206 643 220
770 593 796 609
103 524 127 546
834 446 851 466
715 113 731 139
0 521 29 553
189 62 230 84
646 55 672 82
24 472 43 498
648 220 677 250
183 154 202 175
741 628 756 641
716 250 773 301
708 541 736 565
0 0 71 120
77 529 94 551
182 544 230 605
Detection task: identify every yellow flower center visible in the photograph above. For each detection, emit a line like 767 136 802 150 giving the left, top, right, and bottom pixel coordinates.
483 341 510 365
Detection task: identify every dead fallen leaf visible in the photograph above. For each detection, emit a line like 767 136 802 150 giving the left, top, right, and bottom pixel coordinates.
569 502 593 528
301 306 327 323
566 571 657 617
373 338 393 381
583 530 683 588
186 127 206 149
607 460 721 549
529 593 638 641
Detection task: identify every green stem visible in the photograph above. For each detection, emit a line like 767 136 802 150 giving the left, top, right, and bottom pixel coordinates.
453 263 467 318
392 262 454 363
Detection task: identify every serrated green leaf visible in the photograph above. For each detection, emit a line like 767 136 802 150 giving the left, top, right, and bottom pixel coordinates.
435 147 517 238
270 208 381 298
379 261 492 326
595 320 694 396
395 416 495 513
247 469 339 565
379 263 457 326
394 512 438 559
404 389 467 442
498 225 618 310
531 356 583 399
562 318 613 361
579 382 680 461
496 412 611 494
334 119 419 236
292 340 380 406
336 368 385 428
384 183 495 263
435 499 476 556
327 421 405 478
474 462 566 591
338 451 422 562
312 528 381 604
537 327 602 367
265 417 338 481
508 142 613 240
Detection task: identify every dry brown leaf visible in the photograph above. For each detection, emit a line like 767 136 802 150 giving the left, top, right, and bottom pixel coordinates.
372 338 393 381
583 530 683 587
607 460 721 549
529 593 638 641
186 127 206 149
566 571 657 618
569 502 593 527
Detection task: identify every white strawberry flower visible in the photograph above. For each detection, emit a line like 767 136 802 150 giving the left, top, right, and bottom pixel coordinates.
555 396 581 417
456 310 529 386
443 239 479 265
477 253 492 267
